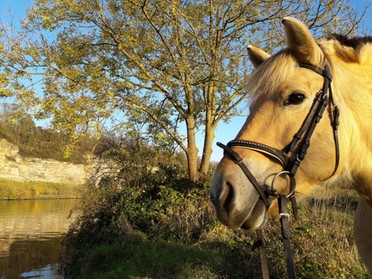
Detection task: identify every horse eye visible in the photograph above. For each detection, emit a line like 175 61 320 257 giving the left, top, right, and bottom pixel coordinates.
285 93 306 106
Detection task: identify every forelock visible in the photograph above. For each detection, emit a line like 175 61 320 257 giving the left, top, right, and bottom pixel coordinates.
245 50 297 103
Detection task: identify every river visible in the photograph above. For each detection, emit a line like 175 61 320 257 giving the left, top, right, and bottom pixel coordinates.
0 199 78 279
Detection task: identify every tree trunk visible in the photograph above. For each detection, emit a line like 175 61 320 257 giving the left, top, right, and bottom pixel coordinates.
199 122 215 176
198 77 217 177
185 116 199 182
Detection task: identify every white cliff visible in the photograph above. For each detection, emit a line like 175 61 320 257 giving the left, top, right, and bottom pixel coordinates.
0 139 90 185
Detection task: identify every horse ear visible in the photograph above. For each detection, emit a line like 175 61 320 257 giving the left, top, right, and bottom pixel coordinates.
247 45 271 68
282 17 324 65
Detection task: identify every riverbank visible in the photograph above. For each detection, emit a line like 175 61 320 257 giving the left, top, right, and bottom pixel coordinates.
0 178 84 199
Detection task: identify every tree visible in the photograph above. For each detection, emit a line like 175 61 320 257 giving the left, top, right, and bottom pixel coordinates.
0 0 366 181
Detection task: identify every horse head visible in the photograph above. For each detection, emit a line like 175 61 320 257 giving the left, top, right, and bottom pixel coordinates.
210 17 340 230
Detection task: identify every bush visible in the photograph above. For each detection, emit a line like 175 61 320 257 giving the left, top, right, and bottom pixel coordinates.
63 162 219 278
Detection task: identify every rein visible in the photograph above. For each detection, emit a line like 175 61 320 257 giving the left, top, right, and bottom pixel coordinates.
217 62 340 279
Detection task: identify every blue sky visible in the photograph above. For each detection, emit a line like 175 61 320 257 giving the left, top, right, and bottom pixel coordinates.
1 0 371 162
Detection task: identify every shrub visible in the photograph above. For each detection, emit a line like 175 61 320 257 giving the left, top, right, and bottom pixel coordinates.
63 163 218 277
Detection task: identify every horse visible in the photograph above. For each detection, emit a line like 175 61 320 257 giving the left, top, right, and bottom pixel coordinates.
210 16 372 276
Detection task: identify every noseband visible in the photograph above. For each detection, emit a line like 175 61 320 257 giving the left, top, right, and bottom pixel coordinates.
217 63 340 279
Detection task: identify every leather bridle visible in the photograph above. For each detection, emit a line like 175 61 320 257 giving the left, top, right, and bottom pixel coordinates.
216 63 340 279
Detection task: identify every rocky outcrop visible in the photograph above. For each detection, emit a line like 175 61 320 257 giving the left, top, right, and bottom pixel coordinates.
0 139 91 185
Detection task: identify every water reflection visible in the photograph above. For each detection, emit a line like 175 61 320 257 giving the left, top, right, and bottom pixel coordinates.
0 199 77 279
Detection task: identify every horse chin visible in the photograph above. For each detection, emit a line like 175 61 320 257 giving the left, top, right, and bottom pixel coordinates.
240 200 267 230
215 198 267 230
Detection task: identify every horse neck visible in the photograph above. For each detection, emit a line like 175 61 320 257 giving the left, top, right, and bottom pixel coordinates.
334 58 372 204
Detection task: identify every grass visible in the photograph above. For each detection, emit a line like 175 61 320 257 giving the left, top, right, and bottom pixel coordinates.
65 199 369 279
275 200 367 279
0 178 83 199
79 240 223 279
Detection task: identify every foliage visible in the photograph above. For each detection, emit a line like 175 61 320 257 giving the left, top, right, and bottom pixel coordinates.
0 104 97 163
0 0 365 180
63 162 215 276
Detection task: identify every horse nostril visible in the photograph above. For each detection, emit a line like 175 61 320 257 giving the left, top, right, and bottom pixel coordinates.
221 182 234 212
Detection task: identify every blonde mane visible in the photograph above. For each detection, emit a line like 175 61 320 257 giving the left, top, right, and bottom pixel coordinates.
320 34 372 64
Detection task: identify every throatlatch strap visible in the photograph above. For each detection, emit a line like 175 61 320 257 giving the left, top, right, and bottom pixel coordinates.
256 229 270 279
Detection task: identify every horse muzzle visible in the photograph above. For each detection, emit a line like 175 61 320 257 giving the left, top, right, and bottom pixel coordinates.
210 163 267 230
